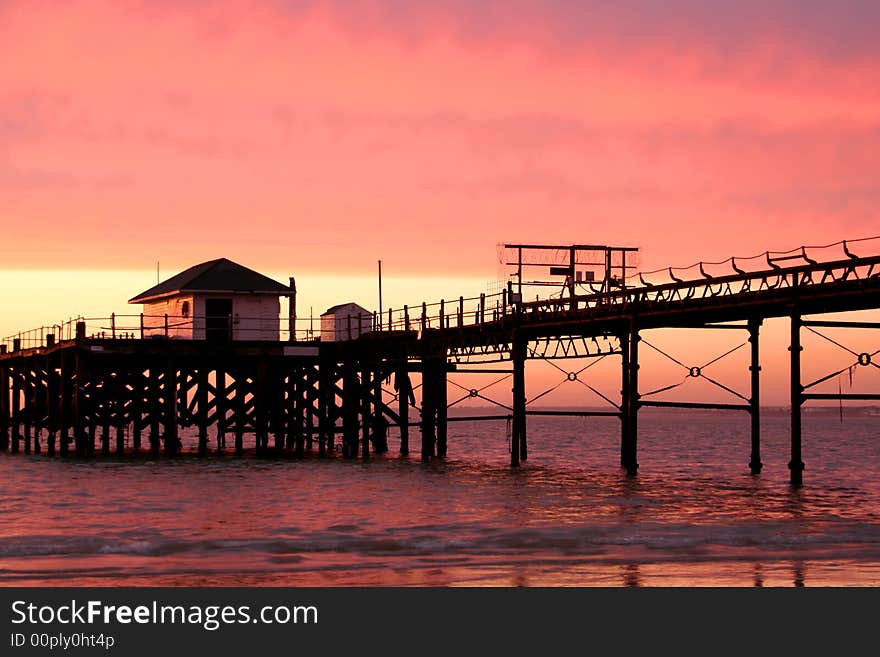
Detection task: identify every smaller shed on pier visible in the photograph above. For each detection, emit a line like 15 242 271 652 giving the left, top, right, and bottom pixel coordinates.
321 303 373 342
128 258 292 341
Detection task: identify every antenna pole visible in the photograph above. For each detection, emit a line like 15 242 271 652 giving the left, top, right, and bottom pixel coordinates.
378 259 383 330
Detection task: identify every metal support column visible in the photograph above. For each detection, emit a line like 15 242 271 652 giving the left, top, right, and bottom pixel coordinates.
789 313 804 485
748 318 763 474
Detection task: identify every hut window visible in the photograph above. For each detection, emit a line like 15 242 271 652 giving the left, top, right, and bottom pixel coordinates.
181 300 190 318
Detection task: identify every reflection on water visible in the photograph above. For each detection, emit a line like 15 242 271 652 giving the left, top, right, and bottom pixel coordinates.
0 410 878 586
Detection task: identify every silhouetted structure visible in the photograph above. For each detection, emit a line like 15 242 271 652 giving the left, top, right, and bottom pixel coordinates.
2 238 880 485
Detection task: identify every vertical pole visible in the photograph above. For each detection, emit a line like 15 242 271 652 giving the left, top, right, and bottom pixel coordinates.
59 352 69 457
101 372 111 456
115 371 125 456
0 354 9 452
397 368 409 455
318 359 331 456
46 356 56 456
420 361 435 461
372 369 387 454
436 359 448 458
131 368 142 452
789 313 804 485
619 329 630 467
288 277 297 342
23 362 32 454
294 369 306 457
197 365 209 457
748 318 763 474
622 320 639 476
361 367 370 460
342 361 359 457
163 360 178 456
149 367 160 457
306 369 316 451
215 368 226 454
255 358 268 455
511 335 526 467
378 260 383 331
271 367 284 454
73 347 85 457
11 356 20 453
234 369 245 456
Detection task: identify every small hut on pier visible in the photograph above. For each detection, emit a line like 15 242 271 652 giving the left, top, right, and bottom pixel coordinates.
321 303 373 341
129 258 292 341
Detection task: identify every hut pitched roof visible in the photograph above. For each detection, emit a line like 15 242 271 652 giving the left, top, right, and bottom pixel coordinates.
128 258 290 303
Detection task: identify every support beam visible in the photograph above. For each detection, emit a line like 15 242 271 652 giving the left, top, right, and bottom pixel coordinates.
511 335 526 467
149 367 160 457
622 321 640 476
163 361 178 456
46 358 57 456
131 369 142 452
748 318 763 474
234 371 245 456
0 356 10 451
396 368 410 455
197 365 209 457
619 330 629 467
215 368 226 454
11 355 20 453
23 363 32 454
789 313 804 486
342 362 359 458
59 353 69 457
420 363 436 461
361 367 370 461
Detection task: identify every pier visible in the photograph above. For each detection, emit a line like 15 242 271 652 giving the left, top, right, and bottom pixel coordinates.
2 238 880 484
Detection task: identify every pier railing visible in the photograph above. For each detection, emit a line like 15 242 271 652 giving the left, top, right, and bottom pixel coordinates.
4 237 880 353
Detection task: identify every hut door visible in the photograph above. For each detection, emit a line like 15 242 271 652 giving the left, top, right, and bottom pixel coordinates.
205 298 233 341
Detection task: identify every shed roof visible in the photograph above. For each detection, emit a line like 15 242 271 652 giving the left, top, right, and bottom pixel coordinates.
129 258 290 304
322 302 370 316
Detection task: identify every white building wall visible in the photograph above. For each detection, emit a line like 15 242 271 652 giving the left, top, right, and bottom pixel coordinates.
138 294 279 340
321 304 373 342
141 296 195 339
231 295 280 341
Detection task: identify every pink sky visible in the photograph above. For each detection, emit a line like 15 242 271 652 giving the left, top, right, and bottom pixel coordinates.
2 1 879 404
2 0 878 273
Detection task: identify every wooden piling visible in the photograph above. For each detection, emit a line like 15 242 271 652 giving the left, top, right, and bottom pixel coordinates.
360 367 370 460
0 354 9 452
149 367 161 456
101 373 111 456
748 318 763 474
23 363 32 454
420 362 436 461
789 313 804 485
11 341 20 452
435 360 448 458
254 359 268 454
396 368 410 455
59 352 69 457
622 321 640 476
197 365 209 456
163 361 178 456
511 335 526 467
46 356 57 456
215 368 226 454
342 362 359 457
234 369 245 456
131 369 142 452
372 370 388 454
